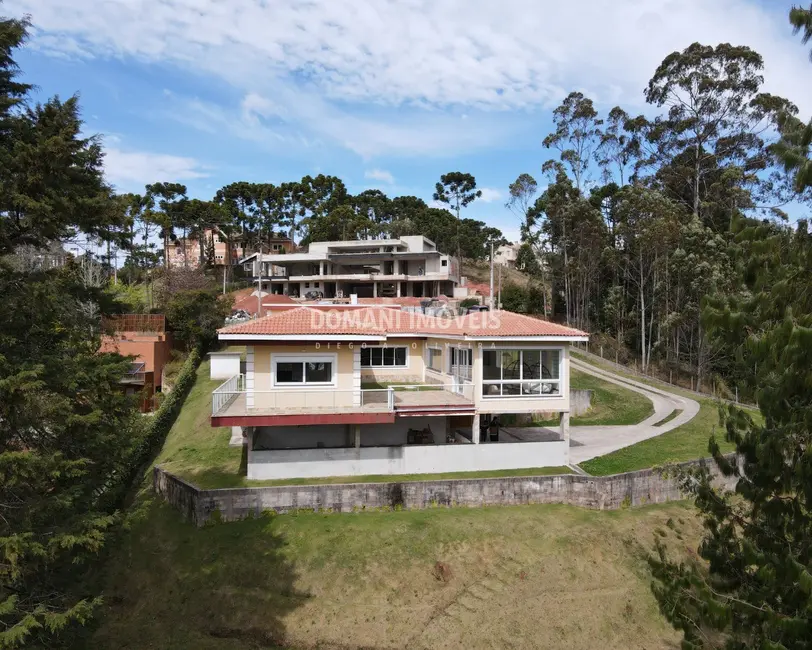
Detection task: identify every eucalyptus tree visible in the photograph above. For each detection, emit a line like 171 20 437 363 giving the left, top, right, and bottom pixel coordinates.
543 91 603 192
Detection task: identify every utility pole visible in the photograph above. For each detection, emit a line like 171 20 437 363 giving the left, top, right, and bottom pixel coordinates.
222 265 226 295
257 247 263 318
497 264 502 310
489 240 495 310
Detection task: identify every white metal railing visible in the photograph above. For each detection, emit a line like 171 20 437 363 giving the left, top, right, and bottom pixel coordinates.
212 374 244 415
210 381 475 416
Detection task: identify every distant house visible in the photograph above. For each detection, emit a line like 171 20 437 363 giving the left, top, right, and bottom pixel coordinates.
240 236 459 299
494 243 521 268
166 230 294 269
100 314 173 412
211 306 588 480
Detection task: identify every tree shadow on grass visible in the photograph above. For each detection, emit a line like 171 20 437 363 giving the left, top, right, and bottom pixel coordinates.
91 494 309 649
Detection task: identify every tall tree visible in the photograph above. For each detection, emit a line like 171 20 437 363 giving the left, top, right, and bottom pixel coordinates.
651 217 812 650
433 171 482 272
0 11 140 646
144 182 187 269
505 173 539 239
644 43 793 230
543 91 603 192
790 4 812 58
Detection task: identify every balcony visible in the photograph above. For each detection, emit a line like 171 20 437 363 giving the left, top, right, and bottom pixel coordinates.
121 361 147 384
211 374 475 424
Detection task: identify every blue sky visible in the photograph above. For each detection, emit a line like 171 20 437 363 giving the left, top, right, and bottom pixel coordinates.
7 0 812 242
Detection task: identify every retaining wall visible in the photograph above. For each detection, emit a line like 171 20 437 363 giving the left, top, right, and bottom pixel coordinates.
153 454 737 526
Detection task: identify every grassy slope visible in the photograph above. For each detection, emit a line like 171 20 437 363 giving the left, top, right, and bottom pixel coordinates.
92 493 697 650
576 357 761 476
162 363 570 489
579 397 735 476
570 368 654 426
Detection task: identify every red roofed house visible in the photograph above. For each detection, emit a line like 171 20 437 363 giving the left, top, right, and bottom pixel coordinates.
100 314 173 412
212 307 588 480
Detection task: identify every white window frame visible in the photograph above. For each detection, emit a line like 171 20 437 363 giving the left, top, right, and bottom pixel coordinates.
481 347 563 398
360 345 409 369
448 346 473 380
271 353 337 387
425 345 443 373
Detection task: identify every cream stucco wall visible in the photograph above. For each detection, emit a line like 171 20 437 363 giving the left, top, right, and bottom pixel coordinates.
252 343 356 409
359 338 425 384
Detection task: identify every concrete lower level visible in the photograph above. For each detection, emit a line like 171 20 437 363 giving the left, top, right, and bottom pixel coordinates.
247 440 569 480
241 411 571 480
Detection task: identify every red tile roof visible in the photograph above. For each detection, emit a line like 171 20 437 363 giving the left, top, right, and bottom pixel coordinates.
219 306 588 339
231 290 296 316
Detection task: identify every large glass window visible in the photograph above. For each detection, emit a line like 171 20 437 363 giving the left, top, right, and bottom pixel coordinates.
274 356 334 385
425 347 442 372
361 346 408 368
481 349 561 397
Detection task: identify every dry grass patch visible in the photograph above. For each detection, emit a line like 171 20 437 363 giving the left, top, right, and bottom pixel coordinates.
92 495 699 649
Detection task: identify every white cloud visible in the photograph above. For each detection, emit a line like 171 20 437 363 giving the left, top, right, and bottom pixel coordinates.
478 187 502 203
165 91 519 159
365 169 395 184
103 147 208 190
10 0 812 112
9 0 812 159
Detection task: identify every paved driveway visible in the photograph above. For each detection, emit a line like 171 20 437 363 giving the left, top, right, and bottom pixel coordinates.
567 359 700 464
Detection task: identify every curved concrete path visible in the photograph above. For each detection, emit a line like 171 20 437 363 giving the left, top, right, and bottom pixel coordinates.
568 358 700 464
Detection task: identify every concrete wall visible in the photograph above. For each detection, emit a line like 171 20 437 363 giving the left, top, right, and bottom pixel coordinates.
153 455 738 526
246 440 568 480
209 352 241 379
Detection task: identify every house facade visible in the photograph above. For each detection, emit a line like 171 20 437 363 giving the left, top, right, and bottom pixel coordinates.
211 307 588 480
240 236 459 299
167 230 294 269
100 314 173 412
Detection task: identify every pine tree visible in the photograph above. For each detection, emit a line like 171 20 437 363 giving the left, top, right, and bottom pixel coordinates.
0 10 139 647
650 217 812 649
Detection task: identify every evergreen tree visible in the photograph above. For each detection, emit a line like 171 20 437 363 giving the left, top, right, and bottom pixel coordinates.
650 217 812 649
0 11 138 646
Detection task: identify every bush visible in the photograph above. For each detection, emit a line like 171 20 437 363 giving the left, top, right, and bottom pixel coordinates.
166 289 232 351
104 348 201 509
460 297 481 309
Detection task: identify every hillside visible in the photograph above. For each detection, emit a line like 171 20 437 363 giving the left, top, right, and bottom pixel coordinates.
92 493 695 650
463 259 532 290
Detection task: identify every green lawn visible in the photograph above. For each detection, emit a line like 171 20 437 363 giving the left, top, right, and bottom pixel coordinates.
160 363 570 489
579 398 744 476
90 492 696 650
155 361 244 487
570 368 654 425
571 355 762 476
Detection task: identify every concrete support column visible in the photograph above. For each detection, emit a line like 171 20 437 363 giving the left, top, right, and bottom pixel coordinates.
300 281 306 297
319 261 324 275
560 411 570 462
373 282 378 298
396 282 401 297
472 412 480 444
354 424 361 449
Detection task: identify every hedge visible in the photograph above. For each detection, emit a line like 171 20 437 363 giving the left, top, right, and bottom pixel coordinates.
103 347 202 510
